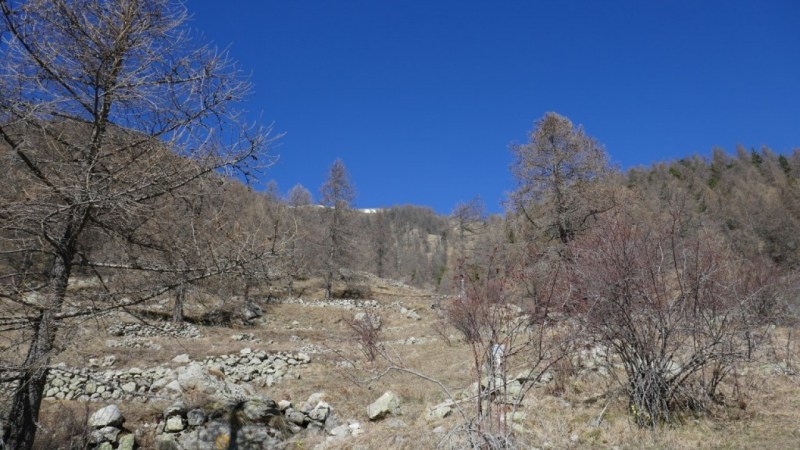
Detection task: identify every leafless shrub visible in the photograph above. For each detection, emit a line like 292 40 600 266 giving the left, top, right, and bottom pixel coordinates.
571 206 771 427
344 309 383 362
430 309 455 347
433 249 575 447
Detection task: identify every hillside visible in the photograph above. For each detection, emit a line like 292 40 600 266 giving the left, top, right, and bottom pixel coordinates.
1 0 798 448
8 272 799 449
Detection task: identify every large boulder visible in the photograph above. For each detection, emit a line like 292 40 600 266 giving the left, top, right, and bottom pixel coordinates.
177 362 223 394
243 397 280 422
367 391 401 421
243 303 263 320
176 362 254 401
425 402 454 421
89 404 124 428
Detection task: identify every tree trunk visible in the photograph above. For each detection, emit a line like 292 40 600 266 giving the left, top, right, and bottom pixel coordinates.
324 271 333 299
4 253 71 450
173 283 186 323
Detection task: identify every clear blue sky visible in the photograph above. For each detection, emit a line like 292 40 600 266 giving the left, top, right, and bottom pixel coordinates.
189 1 799 214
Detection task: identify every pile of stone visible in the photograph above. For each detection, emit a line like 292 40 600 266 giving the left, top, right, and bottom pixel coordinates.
394 336 429 345
44 364 172 402
230 333 259 342
399 306 421 320
106 336 161 350
154 393 355 449
199 348 311 387
107 322 203 339
87 405 135 450
573 344 612 376
268 297 381 309
41 350 311 402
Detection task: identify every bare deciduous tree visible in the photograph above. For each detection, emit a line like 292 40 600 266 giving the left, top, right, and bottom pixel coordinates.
0 0 274 447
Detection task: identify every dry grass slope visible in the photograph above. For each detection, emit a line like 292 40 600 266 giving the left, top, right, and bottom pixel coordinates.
24 276 800 449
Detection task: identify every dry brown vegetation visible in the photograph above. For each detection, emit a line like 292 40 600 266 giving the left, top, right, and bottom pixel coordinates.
1 0 799 448
18 280 800 449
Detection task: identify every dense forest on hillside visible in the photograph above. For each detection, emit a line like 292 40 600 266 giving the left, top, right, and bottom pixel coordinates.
241 141 800 299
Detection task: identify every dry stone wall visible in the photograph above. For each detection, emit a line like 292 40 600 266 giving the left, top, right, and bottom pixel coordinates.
39 349 311 403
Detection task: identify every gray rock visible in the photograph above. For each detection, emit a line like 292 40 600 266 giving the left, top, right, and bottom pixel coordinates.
299 402 314 414
180 421 232 449
89 404 124 428
538 371 554 384
243 303 263 320
90 426 121 444
243 397 279 422
172 354 191 364
329 424 350 437
367 391 401 421
118 433 135 450
175 430 205 450
426 402 454 421
323 411 341 433
164 380 182 396
164 415 185 432
286 410 307 425
164 401 187 418
177 363 223 395
309 401 330 422
187 409 207 427
307 420 325 434
277 399 292 411
155 433 180 450
506 379 523 397
307 392 327 404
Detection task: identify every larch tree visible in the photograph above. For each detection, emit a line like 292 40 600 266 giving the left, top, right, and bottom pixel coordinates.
287 183 313 207
0 0 274 447
510 112 612 246
370 211 392 279
319 159 355 298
